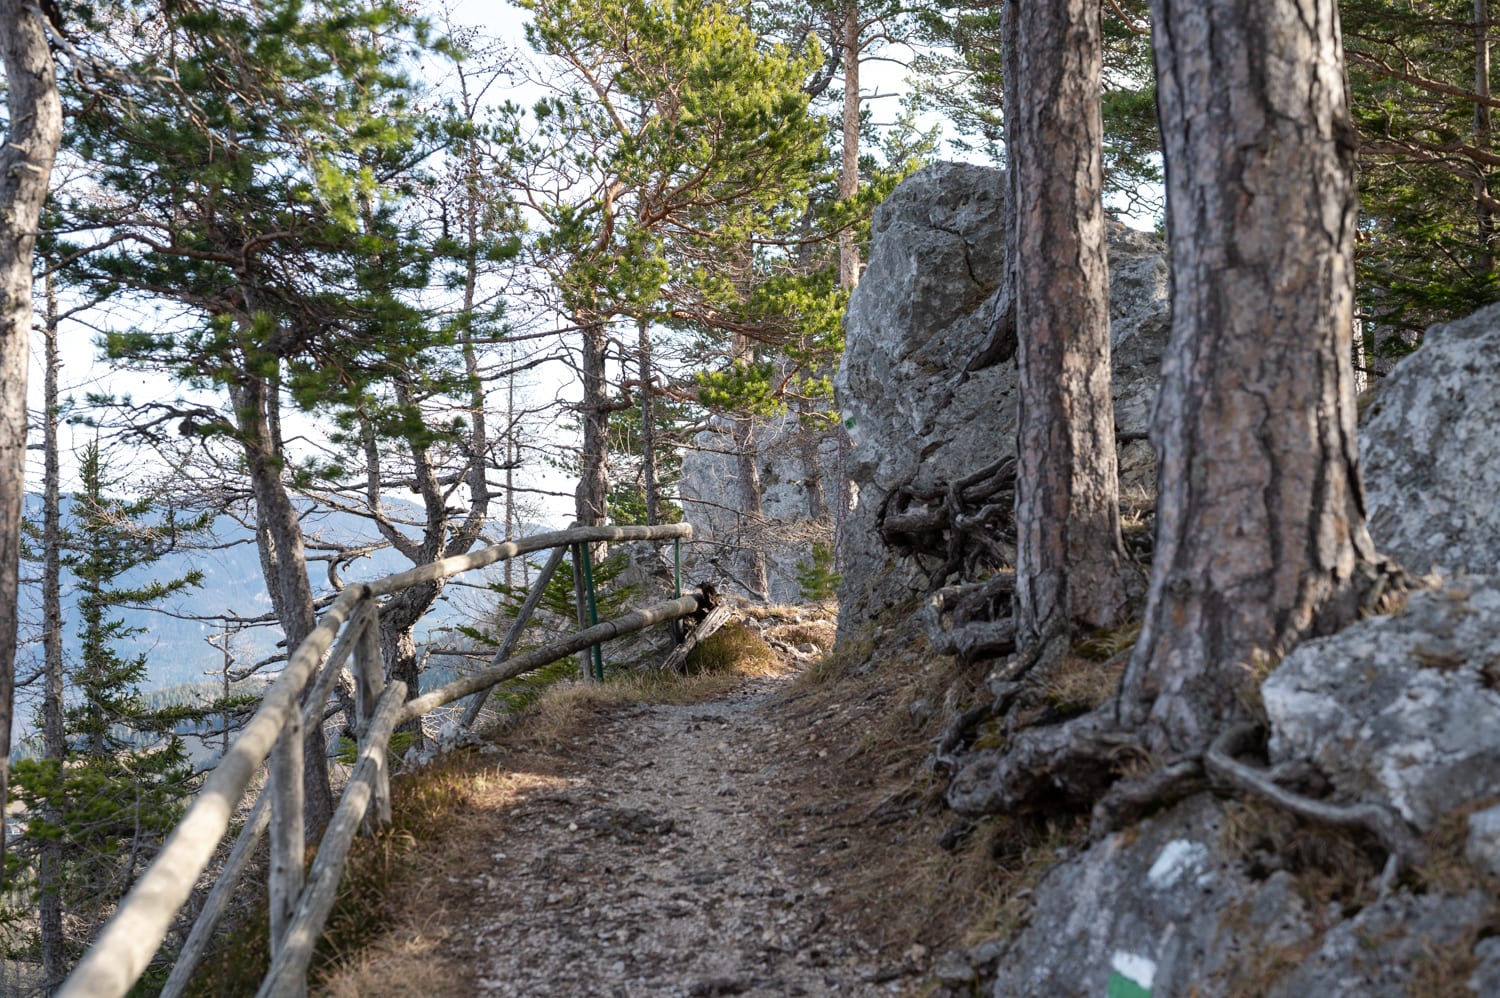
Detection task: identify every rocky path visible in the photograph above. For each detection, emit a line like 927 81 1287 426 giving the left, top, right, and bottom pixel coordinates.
331 669 927 997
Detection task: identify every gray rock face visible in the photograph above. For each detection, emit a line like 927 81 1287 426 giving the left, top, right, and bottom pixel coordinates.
677 413 839 603
986 792 1498 998
1361 302 1500 575
988 797 1315 997
834 162 1169 636
1262 577 1500 831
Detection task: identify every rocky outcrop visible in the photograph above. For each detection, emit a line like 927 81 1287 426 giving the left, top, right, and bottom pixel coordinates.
677 413 839 603
1263 577 1500 833
1361 302 1500 576
835 162 1170 637
943 301 1500 995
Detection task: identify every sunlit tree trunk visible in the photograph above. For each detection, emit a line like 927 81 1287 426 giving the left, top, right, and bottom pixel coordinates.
1008 0 1128 651
0 0 62 885
1120 0 1378 755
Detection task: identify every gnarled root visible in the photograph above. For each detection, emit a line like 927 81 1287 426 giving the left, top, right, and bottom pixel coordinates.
946 708 1121 817
925 573 1017 664
1090 759 1208 838
879 456 1017 591
1205 723 1427 877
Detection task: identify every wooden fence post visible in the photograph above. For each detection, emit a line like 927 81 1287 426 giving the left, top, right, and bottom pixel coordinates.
351 601 389 828
267 709 304 965
571 543 595 683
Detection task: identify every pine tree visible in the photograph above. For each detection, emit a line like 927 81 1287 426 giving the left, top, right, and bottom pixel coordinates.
12 443 207 979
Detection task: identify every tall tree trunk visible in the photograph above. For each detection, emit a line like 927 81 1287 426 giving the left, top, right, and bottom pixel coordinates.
638 315 660 525
732 415 770 601
1477 0 1494 272
1120 0 1376 755
39 277 65 985
0 0 62 885
576 320 610 528
233 372 336 833
1010 0 1128 649
796 401 828 522
838 3 861 291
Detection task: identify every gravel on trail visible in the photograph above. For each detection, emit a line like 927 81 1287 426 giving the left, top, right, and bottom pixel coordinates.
388 671 926 997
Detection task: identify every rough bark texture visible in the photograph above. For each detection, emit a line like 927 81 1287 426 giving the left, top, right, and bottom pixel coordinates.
576 320 611 528
838 3 861 291
732 415 770 601
1009 0 1128 647
1120 0 1376 755
234 374 336 833
0 0 62 886
39 282 64 985
639 317 660 526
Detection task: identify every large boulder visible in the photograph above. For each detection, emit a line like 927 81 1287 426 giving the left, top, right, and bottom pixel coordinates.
970 793 1500 998
1361 302 1500 576
835 162 1169 635
1263 577 1500 832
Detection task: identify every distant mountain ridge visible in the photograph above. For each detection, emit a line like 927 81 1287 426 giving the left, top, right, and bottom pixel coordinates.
14 493 526 715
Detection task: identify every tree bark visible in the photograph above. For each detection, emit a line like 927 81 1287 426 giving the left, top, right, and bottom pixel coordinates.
1120 0 1376 755
576 319 611 528
638 315 660 525
838 2 861 291
1477 0 1494 273
0 0 62 887
39 277 64 985
732 414 770 601
233 372 336 834
1009 0 1128 648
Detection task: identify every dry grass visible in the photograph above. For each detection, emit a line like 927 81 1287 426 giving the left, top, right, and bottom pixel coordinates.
1220 798 1383 915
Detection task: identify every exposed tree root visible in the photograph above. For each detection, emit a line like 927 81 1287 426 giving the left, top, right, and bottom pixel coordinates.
1205 723 1427 876
1090 758 1207 838
879 456 1016 591
924 575 1016 664
945 708 1120 817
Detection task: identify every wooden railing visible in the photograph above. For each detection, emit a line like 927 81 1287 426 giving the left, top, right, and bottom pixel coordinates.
58 522 697 998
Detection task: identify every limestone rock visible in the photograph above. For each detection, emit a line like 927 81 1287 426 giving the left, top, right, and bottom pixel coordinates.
834 162 1169 637
1467 802 1500 878
987 796 1315 996
678 412 839 604
1267 891 1493 998
1361 302 1500 575
1262 577 1500 831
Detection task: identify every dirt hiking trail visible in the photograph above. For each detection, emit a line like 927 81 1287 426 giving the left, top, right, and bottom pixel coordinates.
319 651 964 998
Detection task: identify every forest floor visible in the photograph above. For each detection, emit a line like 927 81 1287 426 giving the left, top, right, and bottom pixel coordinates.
311 605 1017 997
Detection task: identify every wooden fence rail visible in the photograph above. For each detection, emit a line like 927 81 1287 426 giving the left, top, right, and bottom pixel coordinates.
58 522 694 998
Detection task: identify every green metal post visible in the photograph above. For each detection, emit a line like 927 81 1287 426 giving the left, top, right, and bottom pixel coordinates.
580 542 604 680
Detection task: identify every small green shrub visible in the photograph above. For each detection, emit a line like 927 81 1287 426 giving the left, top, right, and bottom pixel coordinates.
794 542 841 601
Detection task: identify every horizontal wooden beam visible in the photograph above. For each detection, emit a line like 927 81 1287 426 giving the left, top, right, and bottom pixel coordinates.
397 592 705 724
363 523 691 597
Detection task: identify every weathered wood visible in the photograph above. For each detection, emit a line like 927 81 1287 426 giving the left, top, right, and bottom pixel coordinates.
159 791 272 998
267 706 305 962
660 604 732 674
352 601 384 735
572 543 597 682
257 681 407 998
351 602 388 827
58 585 365 998
459 544 567 729
363 523 691 597
397 594 703 724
